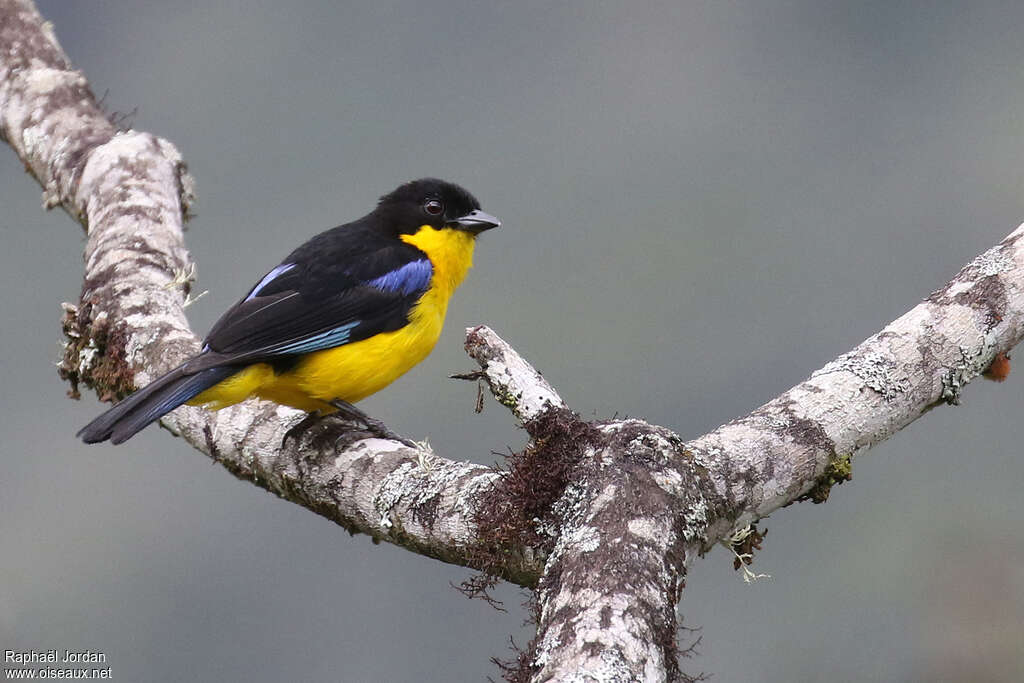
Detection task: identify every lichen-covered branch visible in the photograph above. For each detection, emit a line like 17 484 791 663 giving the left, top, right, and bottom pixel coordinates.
0 0 543 586
0 1 116 213
685 224 1024 542
501 225 1024 680
523 420 709 683
465 324 566 421
7 1 1024 681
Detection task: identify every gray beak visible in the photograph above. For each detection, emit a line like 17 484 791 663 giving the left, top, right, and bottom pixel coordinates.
450 209 501 234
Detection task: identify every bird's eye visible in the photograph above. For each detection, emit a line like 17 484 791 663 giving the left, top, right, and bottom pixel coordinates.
424 199 444 216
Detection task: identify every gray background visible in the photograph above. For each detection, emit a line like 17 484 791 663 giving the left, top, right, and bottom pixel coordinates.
3 1 1024 681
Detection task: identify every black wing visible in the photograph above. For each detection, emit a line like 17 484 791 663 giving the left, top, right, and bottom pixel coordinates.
201 224 433 361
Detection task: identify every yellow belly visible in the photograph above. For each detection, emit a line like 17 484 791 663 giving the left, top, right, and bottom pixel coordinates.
188 225 475 413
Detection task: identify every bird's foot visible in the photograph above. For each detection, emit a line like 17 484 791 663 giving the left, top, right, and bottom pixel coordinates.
282 411 327 448
348 414 418 449
282 401 417 450
327 399 419 449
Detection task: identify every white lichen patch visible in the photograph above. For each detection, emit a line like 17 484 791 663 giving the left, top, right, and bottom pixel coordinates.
569 525 601 553
76 338 100 374
21 124 49 160
120 310 191 371
551 481 589 524
547 519 602 564
467 326 565 420
651 468 683 497
24 66 83 94
689 442 724 472
814 347 911 402
533 629 561 669
543 587 604 623
751 411 789 431
586 484 617 522
453 470 501 527
752 475 790 510
534 517 559 542
561 648 637 683
681 498 708 543
483 357 556 420
943 280 973 298
372 458 479 532
274 404 302 422
629 431 674 456
626 518 664 544
970 246 1015 277
372 461 417 528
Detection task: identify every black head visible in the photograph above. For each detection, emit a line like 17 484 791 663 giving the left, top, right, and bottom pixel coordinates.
373 178 500 236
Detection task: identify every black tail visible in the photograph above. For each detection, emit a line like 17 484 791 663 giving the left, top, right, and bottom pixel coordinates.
77 364 240 444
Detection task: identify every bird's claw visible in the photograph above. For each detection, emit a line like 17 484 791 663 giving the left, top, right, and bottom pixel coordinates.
320 417 417 451
282 407 418 450
282 411 325 448
326 399 418 448
356 416 419 449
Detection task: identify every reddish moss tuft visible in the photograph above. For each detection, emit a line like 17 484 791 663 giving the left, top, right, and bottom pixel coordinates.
983 351 1011 382
473 408 599 561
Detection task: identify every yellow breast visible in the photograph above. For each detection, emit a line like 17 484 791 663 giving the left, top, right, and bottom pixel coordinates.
189 225 477 412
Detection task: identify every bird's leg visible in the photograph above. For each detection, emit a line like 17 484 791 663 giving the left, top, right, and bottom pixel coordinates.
282 410 328 448
327 399 418 449
281 401 417 450
283 408 374 451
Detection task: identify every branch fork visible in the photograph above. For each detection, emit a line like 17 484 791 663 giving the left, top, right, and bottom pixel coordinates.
6 1 1024 679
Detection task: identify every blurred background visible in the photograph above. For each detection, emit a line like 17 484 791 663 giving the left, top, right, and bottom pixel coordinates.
3 0 1024 680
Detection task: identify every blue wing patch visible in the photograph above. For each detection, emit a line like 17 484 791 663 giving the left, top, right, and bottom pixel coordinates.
271 321 360 355
365 259 432 296
245 263 297 302
233 259 429 357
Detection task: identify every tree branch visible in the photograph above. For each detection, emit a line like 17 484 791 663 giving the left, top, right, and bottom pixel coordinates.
688 226 1024 541
465 324 566 421
6 1 1024 680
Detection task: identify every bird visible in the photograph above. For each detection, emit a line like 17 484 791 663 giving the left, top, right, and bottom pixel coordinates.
77 178 500 445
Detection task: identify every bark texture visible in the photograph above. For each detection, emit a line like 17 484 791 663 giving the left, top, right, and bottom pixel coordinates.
4 1 1024 680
